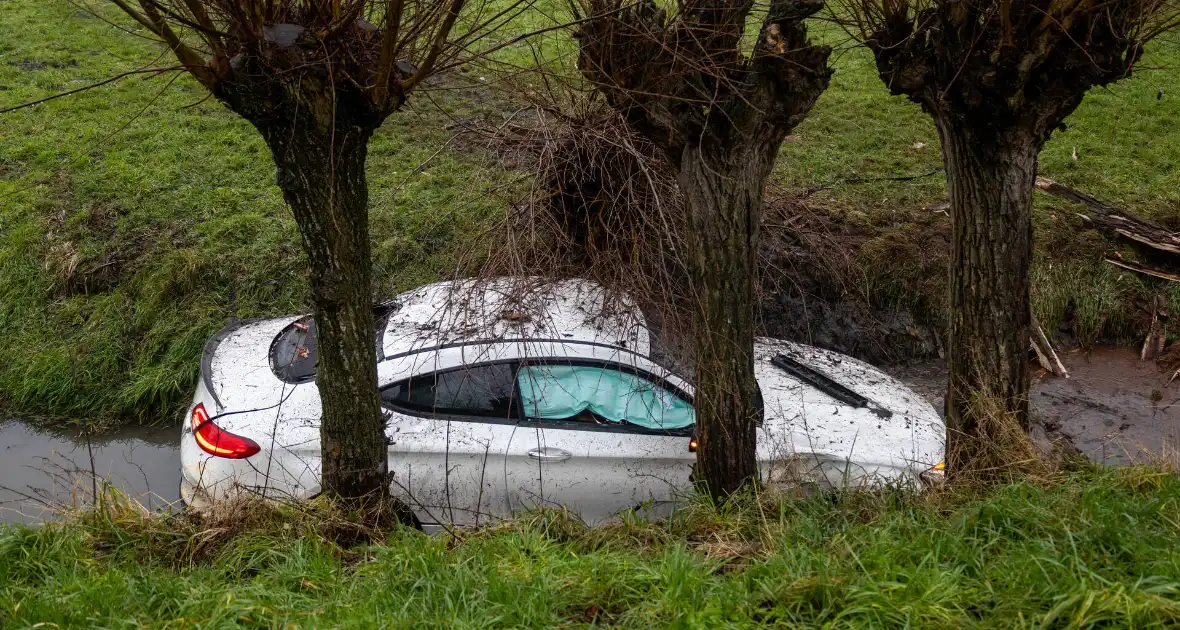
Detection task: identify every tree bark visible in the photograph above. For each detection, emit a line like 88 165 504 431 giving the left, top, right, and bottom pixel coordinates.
680 144 767 499
936 120 1039 466
258 117 389 501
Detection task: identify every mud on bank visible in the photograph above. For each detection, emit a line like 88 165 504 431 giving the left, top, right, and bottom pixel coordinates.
892 348 1179 466
757 195 1180 367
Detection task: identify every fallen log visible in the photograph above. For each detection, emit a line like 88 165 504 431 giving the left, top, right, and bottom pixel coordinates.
1035 177 1180 257
1034 178 1177 362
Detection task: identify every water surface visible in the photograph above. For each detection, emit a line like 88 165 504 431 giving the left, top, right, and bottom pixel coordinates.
0 419 179 524
893 347 1179 466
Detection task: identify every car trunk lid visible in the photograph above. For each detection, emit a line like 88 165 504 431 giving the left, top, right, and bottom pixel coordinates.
202 317 302 412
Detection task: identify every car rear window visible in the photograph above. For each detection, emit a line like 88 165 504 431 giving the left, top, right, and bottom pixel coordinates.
269 301 399 383
271 316 318 382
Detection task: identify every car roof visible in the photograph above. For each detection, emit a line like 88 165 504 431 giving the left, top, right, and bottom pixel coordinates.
376 337 693 394
381 277 651 360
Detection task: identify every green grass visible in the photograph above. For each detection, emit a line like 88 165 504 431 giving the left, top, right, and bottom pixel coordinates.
3 466 1180 627
1 1 1178 427
0 1 513 426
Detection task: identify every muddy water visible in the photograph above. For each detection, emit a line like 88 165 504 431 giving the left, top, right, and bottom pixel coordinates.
891 348 1179 466
0 419 179 524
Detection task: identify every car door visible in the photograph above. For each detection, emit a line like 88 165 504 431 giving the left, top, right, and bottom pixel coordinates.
380 361 538 527
512 361 696 524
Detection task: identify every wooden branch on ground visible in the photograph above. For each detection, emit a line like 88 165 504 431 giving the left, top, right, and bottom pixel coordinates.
1031 339 1054 374
1142 312 1166 361
1105 257 1180 283
1030 312 1068 378
1142 295 1169 362
1035 177 1180 256
1035 178 1180 372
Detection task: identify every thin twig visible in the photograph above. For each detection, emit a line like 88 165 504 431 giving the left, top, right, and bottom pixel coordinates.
0 67 183 114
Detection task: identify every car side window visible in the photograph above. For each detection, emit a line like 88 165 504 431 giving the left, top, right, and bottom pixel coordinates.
517 364 694 432
382 363 517 419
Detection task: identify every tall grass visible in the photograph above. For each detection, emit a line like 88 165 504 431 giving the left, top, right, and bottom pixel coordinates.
3 467 1180 627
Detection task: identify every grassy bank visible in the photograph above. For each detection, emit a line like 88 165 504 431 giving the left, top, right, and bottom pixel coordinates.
2 466 1180 627
2 0 1178 427
0 1 514 426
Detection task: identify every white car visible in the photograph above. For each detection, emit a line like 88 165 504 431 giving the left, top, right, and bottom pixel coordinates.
181 278 945 527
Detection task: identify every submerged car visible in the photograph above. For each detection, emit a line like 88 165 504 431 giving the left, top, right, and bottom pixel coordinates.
181 278 945 526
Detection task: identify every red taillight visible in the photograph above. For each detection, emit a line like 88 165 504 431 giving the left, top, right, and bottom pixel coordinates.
190 403 261 459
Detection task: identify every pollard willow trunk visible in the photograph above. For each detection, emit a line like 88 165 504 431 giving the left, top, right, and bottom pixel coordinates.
936 120 1039 466
233 85 390 501
205 53 399 501
680 145 770 498
268 128 387 498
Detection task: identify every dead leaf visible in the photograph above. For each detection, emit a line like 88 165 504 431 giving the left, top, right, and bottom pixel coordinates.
501 311 532 323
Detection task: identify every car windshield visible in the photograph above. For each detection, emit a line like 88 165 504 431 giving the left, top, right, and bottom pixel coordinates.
269 301 399 383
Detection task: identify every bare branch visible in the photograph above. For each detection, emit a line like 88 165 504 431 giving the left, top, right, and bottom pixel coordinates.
134 0 216 89
372 0 406 108
0 67 183 115
402 0 469 92
106 0 165 32
1105 257 1180 283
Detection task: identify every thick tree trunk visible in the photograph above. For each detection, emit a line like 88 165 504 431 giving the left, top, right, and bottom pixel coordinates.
679 145 767 500
259 119 389 501
936 120 1039 468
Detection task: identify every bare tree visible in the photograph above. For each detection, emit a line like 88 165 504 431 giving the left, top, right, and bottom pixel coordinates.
98 0 526 503
573 0 831 498
837 0 1179 471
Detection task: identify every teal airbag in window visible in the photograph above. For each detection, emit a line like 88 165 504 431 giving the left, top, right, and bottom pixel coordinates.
517 365 694 430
